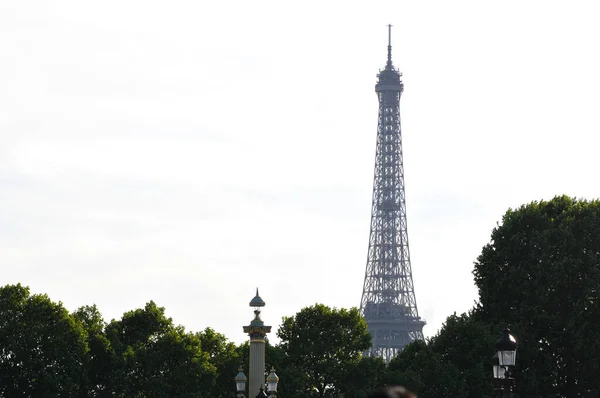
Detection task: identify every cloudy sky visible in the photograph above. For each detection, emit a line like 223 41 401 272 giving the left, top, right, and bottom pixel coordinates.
1 1 599 344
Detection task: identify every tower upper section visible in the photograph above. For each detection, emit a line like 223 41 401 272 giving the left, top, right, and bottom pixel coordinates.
375 25 404 95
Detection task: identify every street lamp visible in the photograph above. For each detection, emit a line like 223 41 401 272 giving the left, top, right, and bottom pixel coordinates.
243 289 272 396
235 367 247 398
497 328 517 366
235 290 280 397
266 368 279 397
493 328 517 398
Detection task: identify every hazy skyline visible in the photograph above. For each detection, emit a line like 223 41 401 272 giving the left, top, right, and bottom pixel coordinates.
2 1 600 345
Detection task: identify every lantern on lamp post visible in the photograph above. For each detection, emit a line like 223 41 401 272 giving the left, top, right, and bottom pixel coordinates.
497 328 517 366
266 368 279 397
492 328 517 398
235 367 248 398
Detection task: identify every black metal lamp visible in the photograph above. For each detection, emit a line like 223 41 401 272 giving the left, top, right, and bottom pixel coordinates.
493 328 517 398
496 328 517 367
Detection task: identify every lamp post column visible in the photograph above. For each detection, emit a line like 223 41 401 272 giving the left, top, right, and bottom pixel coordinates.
243 289 271 397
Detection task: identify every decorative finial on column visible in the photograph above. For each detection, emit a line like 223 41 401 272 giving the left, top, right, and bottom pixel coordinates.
249 288 265 308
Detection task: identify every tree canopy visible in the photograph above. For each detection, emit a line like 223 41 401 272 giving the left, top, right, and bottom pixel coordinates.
391 196 600 398
277 304 372 397
104 301 217 397
473 195 600 397
0 288 221 397
0 284 88 396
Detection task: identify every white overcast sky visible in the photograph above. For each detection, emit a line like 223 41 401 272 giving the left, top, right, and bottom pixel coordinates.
1 1 599 344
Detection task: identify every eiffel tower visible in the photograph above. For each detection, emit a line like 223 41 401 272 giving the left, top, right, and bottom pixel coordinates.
359 25 425 364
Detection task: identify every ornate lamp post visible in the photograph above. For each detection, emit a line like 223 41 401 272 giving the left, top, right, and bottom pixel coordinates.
235 289 276 397
493 328 517 398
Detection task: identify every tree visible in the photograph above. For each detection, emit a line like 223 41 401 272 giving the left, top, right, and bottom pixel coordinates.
0 284 88 396
277 304 371 397
473 196 600 397
338 356 388 398
197 327 240 397
429 312 496 398
389 339 466 397
105 301 216 397
384 312 497 398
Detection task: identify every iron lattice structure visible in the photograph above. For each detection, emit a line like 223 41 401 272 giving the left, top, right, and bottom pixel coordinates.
360 26 425 364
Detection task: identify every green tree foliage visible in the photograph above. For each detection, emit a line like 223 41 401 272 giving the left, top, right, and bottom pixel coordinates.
473 196 600 397
388 313 496 398
105 301 216 397
338 356 388 398
428 312 496 398
0 284 88 396
197 327 240 397
389 338 466 397
389 196 600 397
277 304 371 397
73 304 114 396
7 286 387 396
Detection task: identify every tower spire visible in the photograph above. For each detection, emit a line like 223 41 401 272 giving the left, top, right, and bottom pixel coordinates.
387 24 393 67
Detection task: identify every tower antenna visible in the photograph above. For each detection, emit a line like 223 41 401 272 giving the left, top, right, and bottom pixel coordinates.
387 24 393 66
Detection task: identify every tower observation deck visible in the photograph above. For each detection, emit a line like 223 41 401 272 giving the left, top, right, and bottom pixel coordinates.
359 25 425 364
